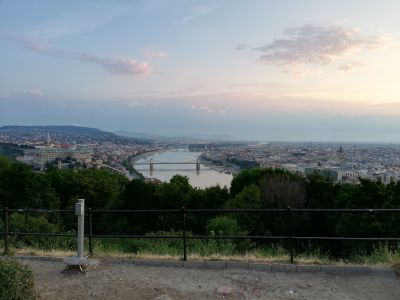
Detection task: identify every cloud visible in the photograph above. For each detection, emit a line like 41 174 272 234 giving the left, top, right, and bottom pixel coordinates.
25 39 48 52
200 105 213 112
180 2 219 24
0 89 44 99
6 36 151 75
337 62 370 72
78 54 151 75
255 24 391 66
282 68 322 80
26 89 44 96
192 104 213 112
191 104 226 115
19 3 134 40
235 43 246 50
144 49 167 58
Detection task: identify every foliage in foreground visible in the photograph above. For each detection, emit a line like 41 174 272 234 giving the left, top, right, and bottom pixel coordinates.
0 259 37 300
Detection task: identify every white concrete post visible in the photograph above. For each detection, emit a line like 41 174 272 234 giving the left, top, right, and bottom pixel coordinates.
64 198 98 268
75 199 85 259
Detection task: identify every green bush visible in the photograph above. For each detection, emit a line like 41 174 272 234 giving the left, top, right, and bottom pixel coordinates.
0 259 37 300
9 213 60 248
206 216 245 236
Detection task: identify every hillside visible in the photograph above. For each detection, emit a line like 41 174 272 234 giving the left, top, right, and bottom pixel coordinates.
116 130 241 143
0 125 151 145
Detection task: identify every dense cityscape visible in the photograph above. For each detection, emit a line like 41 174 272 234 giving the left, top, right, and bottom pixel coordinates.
1 125 400 185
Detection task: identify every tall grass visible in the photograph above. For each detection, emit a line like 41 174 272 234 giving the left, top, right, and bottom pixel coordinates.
3 231 400 266
351 244 400 265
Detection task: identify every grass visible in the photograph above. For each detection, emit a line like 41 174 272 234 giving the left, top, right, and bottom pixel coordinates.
2 235 399 267
351 244 400 266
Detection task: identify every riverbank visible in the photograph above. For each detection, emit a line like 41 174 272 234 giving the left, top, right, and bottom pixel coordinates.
198 155 240 175
131 148 170 164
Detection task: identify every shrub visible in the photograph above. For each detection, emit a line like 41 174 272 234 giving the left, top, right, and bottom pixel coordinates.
206 216 245 236
0 259 37 300
9 213 60 248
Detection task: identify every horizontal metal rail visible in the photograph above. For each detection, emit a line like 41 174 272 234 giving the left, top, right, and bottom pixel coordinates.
185 208 400 213
4 208 400 213
91 209 182 213
7 209 74 213
5 232 76 237
2 232 399 241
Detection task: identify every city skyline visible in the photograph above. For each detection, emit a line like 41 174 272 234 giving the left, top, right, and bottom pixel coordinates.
1 0 400 142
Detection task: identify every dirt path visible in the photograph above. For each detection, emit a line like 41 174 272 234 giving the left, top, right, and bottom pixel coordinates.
21 259 399 300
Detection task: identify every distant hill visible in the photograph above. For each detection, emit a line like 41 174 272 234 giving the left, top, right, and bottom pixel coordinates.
115 130 240 143
115 130 162 140
190 134 237 141
0 125 151 145
1 125 105 134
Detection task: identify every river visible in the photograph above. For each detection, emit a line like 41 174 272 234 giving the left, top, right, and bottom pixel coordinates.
133 149 234 188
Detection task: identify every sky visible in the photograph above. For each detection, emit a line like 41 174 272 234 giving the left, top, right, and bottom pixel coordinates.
1 0 400 142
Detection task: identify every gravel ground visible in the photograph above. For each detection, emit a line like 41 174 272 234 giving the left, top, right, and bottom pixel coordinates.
20 259 399 300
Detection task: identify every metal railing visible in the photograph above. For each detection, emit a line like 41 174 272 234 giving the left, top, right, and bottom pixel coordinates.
2 207 400 263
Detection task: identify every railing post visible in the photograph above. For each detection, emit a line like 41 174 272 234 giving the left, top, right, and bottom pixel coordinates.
88 208 93 256
3 207 9 255
182 207 187 261
287 207 294 264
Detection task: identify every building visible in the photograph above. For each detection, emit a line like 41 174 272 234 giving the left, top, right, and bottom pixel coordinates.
23 146 93 169
304 167 343 182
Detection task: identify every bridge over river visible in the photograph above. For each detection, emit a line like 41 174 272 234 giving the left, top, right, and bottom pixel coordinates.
134 158 217 173
132 149 234 188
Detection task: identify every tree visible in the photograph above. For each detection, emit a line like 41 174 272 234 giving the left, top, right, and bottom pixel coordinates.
187 185 230 234
0 161 59 209
106 179 160 234
46 168 128 210
259 174 308 237
260 174 305 208
226 184 262 234
230 168 301 196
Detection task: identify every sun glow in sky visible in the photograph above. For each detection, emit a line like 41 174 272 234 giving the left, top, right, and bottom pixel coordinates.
1 0 400 142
